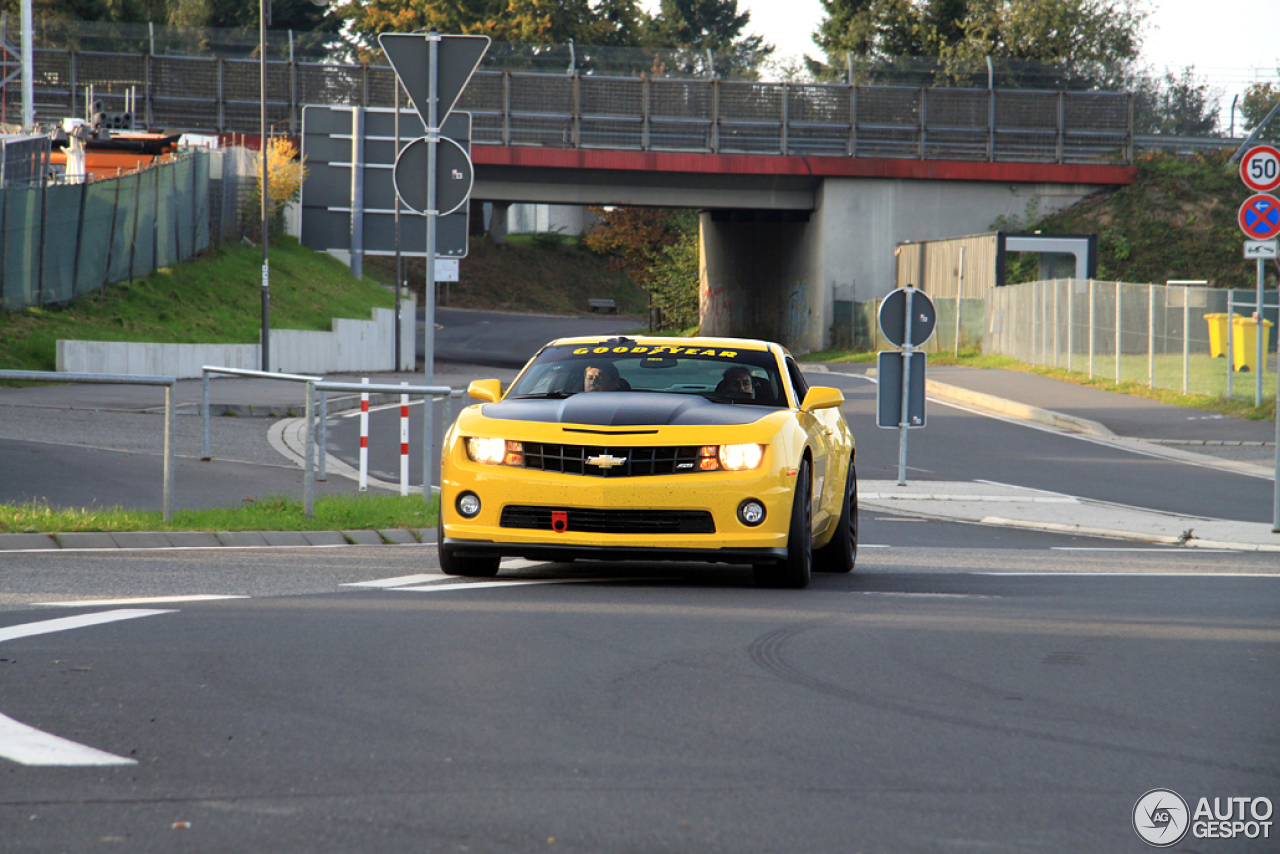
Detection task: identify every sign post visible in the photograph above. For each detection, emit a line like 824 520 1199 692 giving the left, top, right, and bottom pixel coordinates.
380 29 490 386
876 286 936 485
1238 147 1280 532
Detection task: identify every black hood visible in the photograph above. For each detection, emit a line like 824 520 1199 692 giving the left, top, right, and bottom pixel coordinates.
484 392 776 427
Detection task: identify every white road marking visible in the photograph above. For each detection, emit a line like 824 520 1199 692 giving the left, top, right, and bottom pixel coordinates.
343 573 445 589
0 712 136 766
1049 547 1236 553
501 558 551 570
393 579 617 593
0 609 176 643
970 572 1277 577
34 595 248 607
0 609 175 766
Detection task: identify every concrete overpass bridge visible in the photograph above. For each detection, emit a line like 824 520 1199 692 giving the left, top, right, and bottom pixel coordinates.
31 39 1136 350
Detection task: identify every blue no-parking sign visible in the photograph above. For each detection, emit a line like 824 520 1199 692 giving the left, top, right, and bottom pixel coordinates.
1238 194 1280 240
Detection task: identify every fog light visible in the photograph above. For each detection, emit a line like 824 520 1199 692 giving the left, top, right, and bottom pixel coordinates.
457 492 481 518
738 499 766 526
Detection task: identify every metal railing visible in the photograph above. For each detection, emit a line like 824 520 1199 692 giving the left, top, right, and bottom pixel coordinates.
200 365 322 463
29 49 1135 166
0 370 176 520
304 381 452 517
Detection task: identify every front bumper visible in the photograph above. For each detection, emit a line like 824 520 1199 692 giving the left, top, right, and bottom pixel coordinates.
441 461 796 563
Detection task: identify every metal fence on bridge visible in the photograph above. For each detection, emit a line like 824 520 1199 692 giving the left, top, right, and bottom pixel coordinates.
22 24 1133 166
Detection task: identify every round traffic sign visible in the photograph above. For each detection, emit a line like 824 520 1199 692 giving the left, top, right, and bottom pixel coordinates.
877 287 937 348
393 136 473 216
1240 145 1280 193
1238 194 1280 240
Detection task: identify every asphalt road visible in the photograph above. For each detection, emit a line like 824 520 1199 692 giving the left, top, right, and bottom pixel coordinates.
431 307 642 367
1 543 1276 853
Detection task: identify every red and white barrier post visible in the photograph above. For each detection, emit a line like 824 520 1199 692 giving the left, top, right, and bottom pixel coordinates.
399 381 410 496
358 378 369 492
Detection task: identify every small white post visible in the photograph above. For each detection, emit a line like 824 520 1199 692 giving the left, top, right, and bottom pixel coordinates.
1148 283 1155 389
1088 279 1096 379
1183 285 1190 394
955 247 964 357
1115 280 1122 384
399 382 410 497
359 377 369 492
1067 280 1074 372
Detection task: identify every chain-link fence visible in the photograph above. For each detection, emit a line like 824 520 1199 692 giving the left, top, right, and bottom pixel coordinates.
986 279 1279 402
0 150 227 310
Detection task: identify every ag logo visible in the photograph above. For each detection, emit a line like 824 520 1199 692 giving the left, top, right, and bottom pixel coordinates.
1133 789 1190 846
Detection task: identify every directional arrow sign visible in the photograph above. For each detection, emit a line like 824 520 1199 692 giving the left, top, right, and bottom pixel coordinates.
1239 193 1280 241
378 32 490 128
394 136 473 216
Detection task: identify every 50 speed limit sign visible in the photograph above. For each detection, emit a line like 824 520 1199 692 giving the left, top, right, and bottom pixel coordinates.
1241 145 1280 193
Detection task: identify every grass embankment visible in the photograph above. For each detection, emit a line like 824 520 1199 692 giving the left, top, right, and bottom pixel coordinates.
1007 150 1270 289
800 347 1277 421
367 233 650 316
0 235 396 373
0 494 439 535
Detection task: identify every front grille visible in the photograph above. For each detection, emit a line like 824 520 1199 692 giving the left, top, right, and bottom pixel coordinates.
501 506 716 535
521 442 703 477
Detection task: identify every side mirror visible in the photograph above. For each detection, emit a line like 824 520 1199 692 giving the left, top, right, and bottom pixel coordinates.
801 386 844 412
467 379 502 403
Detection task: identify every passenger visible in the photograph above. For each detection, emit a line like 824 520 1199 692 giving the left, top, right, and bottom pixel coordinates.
716 365 755 398
583 362 621 392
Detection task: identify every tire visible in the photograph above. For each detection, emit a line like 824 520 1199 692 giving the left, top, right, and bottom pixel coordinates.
437 511 501 577
814 462 857 574
754 458 812 589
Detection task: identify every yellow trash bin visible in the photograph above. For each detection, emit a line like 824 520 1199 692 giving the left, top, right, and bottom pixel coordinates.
1204 313 1230 358
1231 317 1275 373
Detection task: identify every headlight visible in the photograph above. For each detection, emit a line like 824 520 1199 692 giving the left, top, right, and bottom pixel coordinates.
466 438 523 466
718 443 764 471
696 444 765 472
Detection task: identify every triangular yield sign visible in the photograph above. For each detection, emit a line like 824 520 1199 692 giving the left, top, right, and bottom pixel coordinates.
378 33 490 129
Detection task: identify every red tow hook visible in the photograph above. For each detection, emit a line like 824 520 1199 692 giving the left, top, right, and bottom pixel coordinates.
551 510 569 533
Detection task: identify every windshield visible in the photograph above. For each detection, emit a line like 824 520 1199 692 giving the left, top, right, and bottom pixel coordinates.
507 342 789 407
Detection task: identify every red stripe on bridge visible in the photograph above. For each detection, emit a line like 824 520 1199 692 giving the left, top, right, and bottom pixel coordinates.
472 147 1136 185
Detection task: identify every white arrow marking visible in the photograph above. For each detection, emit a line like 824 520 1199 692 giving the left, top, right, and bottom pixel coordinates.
0 609 175 766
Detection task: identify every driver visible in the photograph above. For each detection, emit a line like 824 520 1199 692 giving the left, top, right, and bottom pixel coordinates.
716 365 755 398
583 361 621 392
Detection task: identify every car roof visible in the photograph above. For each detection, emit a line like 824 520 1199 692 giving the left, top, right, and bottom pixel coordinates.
545 335 777 353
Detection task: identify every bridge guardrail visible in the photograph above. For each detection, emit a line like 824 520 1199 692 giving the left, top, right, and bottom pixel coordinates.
33 50 1135 166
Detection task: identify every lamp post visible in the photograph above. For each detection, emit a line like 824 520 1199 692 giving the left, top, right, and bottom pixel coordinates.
259 0 271 372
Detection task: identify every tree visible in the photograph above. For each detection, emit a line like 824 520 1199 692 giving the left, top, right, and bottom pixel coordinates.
1133 67 1222 137
815 0 1147 67
1240 78 1280 142
641 0 771 77
333 0 648 55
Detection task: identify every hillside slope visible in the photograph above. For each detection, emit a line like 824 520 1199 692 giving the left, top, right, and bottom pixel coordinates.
368 234 650 316
1011 151 1275 289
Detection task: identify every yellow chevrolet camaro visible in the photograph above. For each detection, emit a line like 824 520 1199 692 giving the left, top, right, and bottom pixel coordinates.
438 335 856 588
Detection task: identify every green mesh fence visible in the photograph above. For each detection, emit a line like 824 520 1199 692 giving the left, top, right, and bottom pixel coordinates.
0 151 211 310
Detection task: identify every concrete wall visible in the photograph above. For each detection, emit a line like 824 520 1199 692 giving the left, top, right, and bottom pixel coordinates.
57 299 417 378
699 177 1102 353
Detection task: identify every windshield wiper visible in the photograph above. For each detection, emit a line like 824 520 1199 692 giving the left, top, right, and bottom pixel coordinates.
510 391 575 399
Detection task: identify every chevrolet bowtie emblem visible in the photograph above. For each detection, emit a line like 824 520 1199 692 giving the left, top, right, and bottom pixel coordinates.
587 454 627 469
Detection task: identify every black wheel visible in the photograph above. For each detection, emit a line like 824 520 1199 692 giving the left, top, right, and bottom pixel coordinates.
437 510 501 577
754 458 812 589
814 462 857 574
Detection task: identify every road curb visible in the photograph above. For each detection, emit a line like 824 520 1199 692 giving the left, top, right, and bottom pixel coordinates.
974 516 1280 552
0 529 435 552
